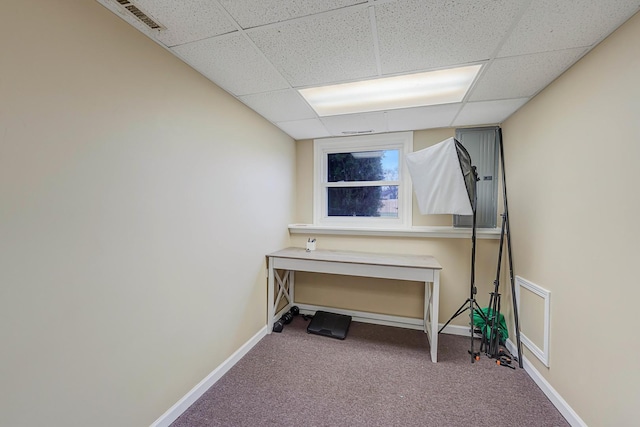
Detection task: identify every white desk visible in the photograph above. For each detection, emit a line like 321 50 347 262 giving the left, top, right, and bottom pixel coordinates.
267 247 442 362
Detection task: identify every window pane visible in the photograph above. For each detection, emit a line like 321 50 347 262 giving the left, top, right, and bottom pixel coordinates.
327 186 398 218
379 185 399 217
327 150 399 182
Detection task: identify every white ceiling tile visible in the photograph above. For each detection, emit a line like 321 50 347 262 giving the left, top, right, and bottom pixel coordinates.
276 119 331 140
385 104 461 132
499 0 640 57
375 0 529 74
99 0 640 138
219 0 366 29
320 112 387 136
133 0 237 46
247 8 378 87
239 90 317 123
469 48 587 101
171 33 290 96
453 98 529 127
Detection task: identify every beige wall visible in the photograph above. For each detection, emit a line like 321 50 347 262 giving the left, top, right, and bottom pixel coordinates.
289 234 500 325
0 1 294 426
502 11 640 426
293 128 501 324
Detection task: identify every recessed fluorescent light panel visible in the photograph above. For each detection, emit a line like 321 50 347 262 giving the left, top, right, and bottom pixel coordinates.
299 64 482 117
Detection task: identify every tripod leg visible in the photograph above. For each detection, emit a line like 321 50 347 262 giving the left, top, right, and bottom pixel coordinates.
480 295 491 353
483 293 492 355
487 212 507 358
490 294 502 357
438 299 471 334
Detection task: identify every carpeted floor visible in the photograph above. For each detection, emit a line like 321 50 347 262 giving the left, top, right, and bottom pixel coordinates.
171 317 568 426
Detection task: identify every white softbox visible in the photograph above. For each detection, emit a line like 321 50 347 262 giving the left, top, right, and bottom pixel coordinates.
406 137 473 216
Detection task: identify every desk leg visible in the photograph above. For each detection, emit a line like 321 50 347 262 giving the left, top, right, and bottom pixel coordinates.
267 257 274 334
424 270 440 362
290 271 295 306
431 270 440 363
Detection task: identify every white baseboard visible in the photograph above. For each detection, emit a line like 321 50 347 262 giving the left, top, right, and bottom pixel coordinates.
150 326 268 427
437 323 483 338
298 305 482 338
505 340 587 427
297 304 425 331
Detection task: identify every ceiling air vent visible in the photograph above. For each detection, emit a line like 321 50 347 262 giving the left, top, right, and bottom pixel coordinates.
341 130 374 135
114 0 164 30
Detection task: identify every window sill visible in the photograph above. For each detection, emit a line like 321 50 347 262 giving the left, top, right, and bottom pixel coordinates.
288 224 501 239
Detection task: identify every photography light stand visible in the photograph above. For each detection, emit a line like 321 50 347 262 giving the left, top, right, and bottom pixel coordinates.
483 129 523 368
406 138 488 364
408 134 522 366
436 151 487 363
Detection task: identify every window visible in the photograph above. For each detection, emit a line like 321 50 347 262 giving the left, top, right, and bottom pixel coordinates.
314 132 413 228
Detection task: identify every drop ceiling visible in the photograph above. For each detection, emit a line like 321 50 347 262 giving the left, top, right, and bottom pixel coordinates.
97 0 640 140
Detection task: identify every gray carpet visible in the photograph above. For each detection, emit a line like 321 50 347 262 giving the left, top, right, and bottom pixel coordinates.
172 316 568 426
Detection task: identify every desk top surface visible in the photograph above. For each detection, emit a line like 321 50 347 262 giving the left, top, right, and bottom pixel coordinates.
268 247 442 270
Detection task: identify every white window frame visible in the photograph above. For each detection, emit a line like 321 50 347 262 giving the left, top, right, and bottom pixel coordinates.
313 132 413 229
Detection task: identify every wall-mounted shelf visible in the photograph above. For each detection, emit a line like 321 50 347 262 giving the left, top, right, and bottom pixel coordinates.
288 224 501 239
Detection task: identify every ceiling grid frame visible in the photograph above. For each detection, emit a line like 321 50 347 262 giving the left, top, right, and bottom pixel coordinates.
96 0 640 139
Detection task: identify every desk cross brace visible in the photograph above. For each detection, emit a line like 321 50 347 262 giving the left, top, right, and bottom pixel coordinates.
273 270 293 311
